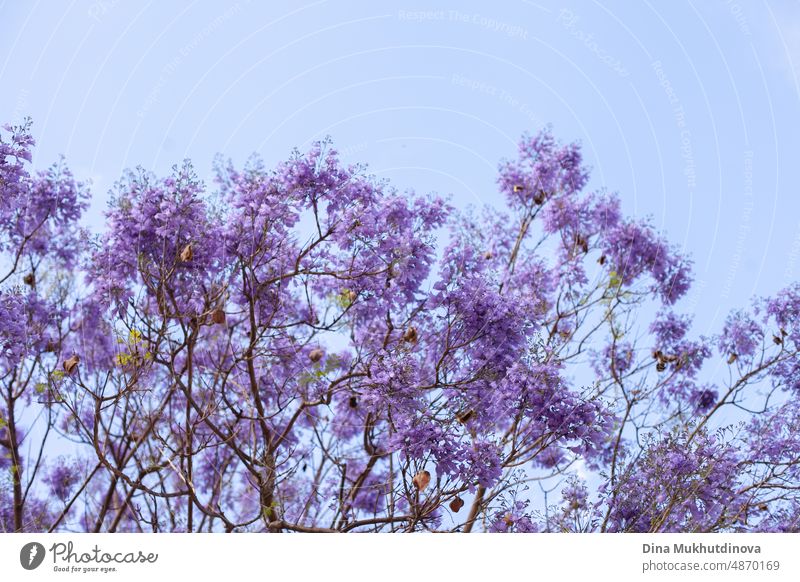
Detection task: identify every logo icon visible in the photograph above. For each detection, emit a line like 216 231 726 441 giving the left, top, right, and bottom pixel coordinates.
20 542 46 570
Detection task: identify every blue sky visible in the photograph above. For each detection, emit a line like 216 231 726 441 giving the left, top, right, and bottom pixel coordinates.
2 0 799 338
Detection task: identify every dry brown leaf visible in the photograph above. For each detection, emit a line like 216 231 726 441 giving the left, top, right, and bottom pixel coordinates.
449 497 464 512
211 308 226 325
180 243 193 262
63 355 80 375
412 470 431 491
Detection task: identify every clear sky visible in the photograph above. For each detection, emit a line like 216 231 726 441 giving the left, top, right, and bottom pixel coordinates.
2 0 799 340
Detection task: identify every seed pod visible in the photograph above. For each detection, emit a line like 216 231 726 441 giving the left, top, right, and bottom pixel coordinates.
598 254 606 266
211 308 226 325
512 184 524 193
23 272 35 286
655 361 666 372
449 496 464 513
652 350 663 360
180 242 193 262
483 251 493 260
412 470 431 491
349 395 358 409
456 409 474 424
773 334 783 345
308 348 324 363
63 355 80 375
533 189 546 205
727 353 737 365
44 340 58 353
403 326 418 344
575 234 588 254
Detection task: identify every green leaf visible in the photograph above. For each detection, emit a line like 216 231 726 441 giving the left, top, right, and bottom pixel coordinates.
334 288 353 309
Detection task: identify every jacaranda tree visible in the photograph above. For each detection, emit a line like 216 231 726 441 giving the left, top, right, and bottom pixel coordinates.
1 119 799 532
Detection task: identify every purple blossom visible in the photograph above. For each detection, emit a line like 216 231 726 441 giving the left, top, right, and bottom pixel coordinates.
1 119 798 533
718 310 763 359
43 460 81 501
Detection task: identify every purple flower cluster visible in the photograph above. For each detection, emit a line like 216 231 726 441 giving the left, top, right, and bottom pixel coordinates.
718 309 763 361
43 459 81 501
2 119 800 533
600 219 693 305
489 499 538 533
498 129 588 209
604 431 745 532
